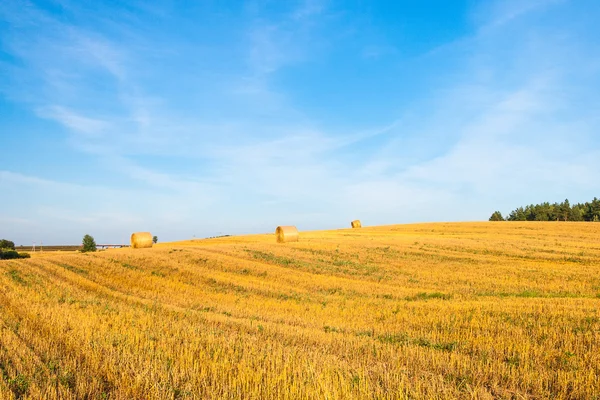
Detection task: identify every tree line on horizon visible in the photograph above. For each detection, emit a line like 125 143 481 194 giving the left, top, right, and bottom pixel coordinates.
490 197 600 222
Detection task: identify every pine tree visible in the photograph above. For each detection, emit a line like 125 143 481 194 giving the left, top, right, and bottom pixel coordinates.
560 199 571 221
499 197 600 223
570 205 584 221
508 207 527 221
489 211 504 221
591 198 600 221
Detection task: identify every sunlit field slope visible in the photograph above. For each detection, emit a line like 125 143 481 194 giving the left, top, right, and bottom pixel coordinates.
1 222 599 399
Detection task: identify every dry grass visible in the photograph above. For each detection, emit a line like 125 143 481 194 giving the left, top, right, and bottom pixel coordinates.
0 222 599 399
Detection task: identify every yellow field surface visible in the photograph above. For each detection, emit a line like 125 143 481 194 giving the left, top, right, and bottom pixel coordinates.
1 222 599 399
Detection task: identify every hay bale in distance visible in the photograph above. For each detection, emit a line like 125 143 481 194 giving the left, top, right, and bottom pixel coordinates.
275 226 299 243
351 220 362 228
130 232 153 249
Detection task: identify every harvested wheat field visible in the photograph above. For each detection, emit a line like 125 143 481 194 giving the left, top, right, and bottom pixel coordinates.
1 222 599 399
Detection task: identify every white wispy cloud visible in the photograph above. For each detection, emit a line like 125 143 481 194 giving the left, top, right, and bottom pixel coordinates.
0 170 221 243
475 0 565 29
245 0 328 77
37 106 109 137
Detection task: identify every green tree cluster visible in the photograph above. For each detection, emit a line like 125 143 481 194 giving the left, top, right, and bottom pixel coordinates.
489 211 504 221
0 239 15 250
0 239 30 260
490 197 600 222
82 234 97 252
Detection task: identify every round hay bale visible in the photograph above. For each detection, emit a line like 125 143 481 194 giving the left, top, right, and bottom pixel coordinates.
130 232 153 249
275 226 299 243
351 220 362 228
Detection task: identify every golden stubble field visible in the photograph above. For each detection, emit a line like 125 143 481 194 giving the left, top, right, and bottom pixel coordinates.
0 222 599 399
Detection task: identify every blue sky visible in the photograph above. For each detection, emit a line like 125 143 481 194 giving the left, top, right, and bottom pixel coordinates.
1 0 600 245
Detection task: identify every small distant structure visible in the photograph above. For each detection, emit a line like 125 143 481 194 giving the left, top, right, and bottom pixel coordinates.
32 241 44 252
351 220 362 228
276 226 299 243
97 244 129 250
